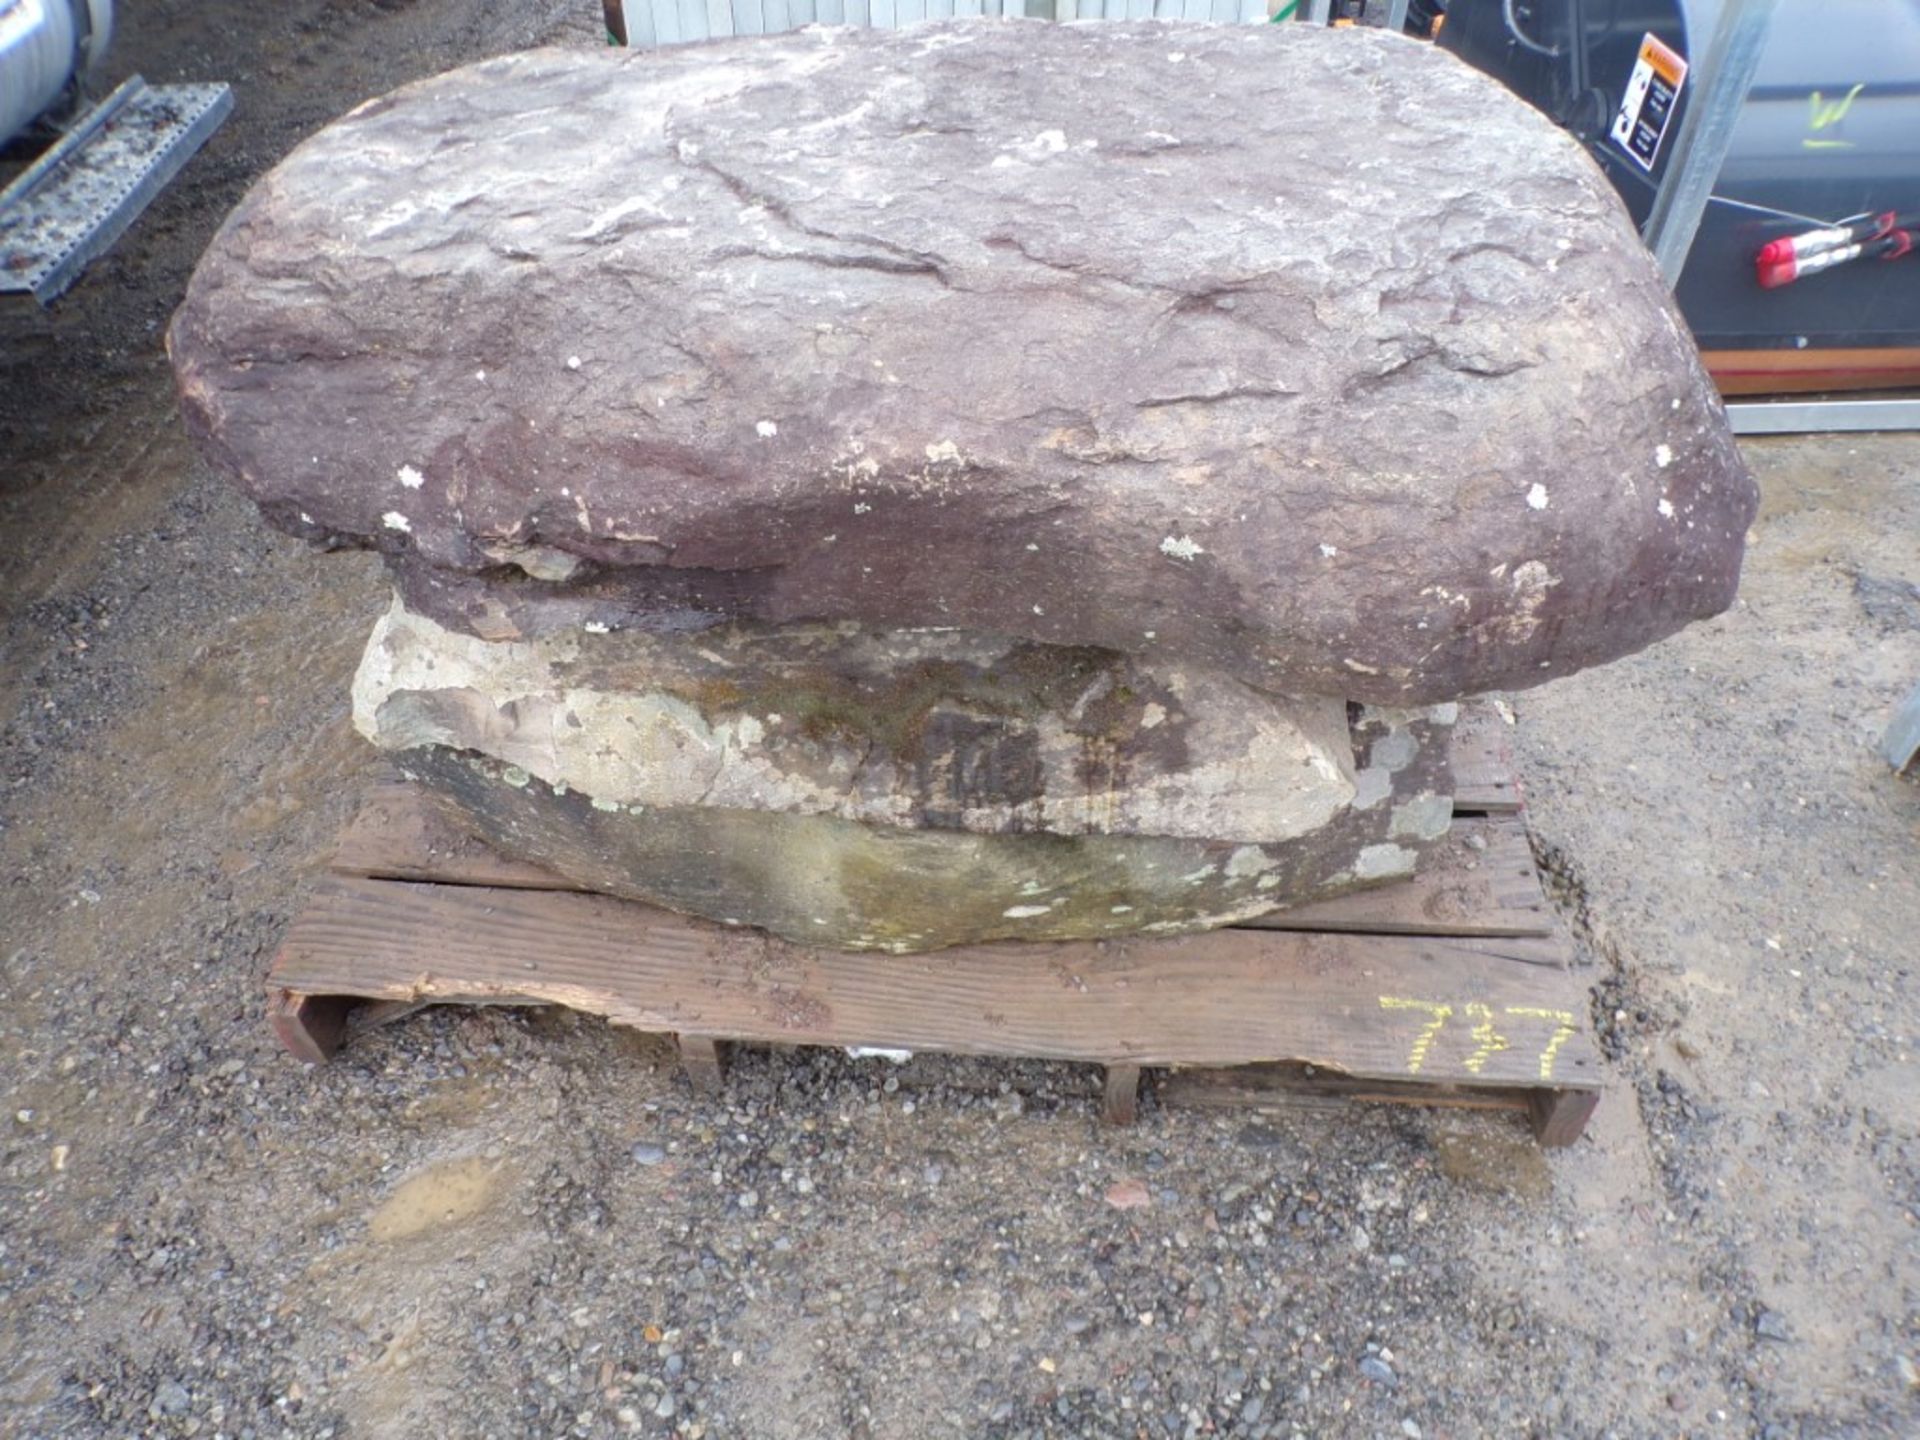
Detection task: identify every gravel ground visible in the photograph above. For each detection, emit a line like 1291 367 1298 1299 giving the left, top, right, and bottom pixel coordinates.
2 4 1917 1438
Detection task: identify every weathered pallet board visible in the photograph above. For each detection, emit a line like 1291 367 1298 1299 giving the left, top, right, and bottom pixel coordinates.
267 861 1598 1142
272 870 1592 1074
1244 815 1551 939
1450 702 1523 815
1157 1063 1598 1147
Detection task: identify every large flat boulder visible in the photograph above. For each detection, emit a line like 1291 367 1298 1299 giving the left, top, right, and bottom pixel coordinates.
391 701 1457 951
353 598 1357 843
170 20 1756 705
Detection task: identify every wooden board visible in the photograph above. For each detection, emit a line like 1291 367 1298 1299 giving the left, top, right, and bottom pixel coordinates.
269 872 1597 1089
1451 702 1523 815
1244 816 1552 939
1158 1064 1599 1147
1703 344 1920 397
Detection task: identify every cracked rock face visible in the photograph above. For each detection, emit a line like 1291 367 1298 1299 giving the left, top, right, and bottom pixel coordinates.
353 598 1357 844
392 695 1456 951
170 20 1756 705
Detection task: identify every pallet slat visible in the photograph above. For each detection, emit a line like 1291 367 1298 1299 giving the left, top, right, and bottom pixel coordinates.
270 873 1597 1089
1451 703 1523 814
1243 816 1552 939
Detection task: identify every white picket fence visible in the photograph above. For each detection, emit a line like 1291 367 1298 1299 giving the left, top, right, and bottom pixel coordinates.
615 0 1273 49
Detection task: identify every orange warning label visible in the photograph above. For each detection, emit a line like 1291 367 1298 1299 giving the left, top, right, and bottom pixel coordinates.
1610 32 1690 172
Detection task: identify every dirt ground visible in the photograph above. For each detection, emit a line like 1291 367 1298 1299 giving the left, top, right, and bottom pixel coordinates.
2 3 1916 1437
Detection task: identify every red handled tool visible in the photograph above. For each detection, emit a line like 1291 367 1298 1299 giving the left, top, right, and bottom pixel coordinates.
1758 225 1911 289
1755 211 1895 269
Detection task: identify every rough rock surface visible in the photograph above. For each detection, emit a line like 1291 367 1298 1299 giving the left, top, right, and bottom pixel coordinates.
169 21 1757 705
396 703 1456 951
353 598 1356 843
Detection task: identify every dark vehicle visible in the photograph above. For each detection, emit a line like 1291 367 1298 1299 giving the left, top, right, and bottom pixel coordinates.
1439 0 1920 393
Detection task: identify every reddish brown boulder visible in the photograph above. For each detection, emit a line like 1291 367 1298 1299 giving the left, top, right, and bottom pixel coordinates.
170 21 1754 704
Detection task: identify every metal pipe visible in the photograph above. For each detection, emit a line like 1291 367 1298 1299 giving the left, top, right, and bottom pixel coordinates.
1642 0 1781 285
1724 397 1920 436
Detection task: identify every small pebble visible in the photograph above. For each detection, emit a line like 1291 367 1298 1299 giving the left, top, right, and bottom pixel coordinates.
1754 1308 1792 1342
630 1142 666 1166
1358 1356 1396 1387
1105 1177 1152 1211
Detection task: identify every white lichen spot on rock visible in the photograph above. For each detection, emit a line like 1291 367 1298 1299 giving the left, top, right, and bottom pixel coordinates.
1002 905 1052 920
397 464 425 490
1319 543 1338 558
591 797 622 813
1159 535 1205 561
1110 905 1134 914
501 765 531 789
382 511 412 533
583 621 612 634
1495 560 1562 642
1355 843 1417 881
1526 483 1549 510
924 440 962 464
1351 766 1392 811
1658 498 1676 519
566 355 582 371
1140 702 1166 730
755 420 778 438
853 502 872 514
1389 792 1453 842
1224 846 1272 880
1655 444 1673 468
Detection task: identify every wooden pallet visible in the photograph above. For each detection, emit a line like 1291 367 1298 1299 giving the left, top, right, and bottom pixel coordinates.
265 710 1599 1146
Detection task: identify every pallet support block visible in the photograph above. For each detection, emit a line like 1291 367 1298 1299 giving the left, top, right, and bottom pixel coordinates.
266 988 353 1065
675 1034 729 1095
1102 1064 1143 1126
1528 1085 1603 1148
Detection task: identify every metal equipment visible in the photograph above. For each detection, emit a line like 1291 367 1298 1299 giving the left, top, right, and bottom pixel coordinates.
0 0 231 304
1440 1 1920 403
0 0 113 143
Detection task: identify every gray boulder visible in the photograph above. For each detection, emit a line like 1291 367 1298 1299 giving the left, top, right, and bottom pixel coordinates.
352 598 1358 843
392 699 1457 951
170 20 1756 705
